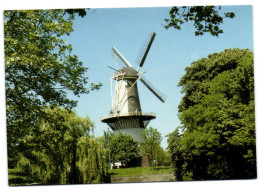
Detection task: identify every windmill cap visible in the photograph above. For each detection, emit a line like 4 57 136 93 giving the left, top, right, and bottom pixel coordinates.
114 67 138 79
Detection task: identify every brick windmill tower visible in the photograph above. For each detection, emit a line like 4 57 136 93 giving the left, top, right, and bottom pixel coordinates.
101 32 165 143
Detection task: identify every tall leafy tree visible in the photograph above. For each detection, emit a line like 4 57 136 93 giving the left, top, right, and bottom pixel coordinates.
166 127 184 180
15 107 109 184
76 136 109 183
141 127 162 167
155 146 171 167
164 6 235 36
168 49 256 180
109 132 142 168
4 9 102 167
178 48 253 112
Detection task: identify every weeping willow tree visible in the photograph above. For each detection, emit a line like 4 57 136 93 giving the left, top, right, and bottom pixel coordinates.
77 137 109 183
14 107 109 184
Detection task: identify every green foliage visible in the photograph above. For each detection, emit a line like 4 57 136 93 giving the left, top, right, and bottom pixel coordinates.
108 132 142 168
8 168 39 186
141 127 162 167
164 6 235 36
167 49 256 180
64 9 87 18
4 9 102 168
11 107 109 184
178 48 253 112
76 137 109 183
155 147 171 166
166 127 184 180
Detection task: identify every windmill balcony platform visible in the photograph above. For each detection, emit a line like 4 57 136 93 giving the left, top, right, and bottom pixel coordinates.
101 112 156 131
100 112 156 123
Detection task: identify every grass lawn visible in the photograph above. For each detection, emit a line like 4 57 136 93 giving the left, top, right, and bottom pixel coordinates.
109 166 173 177
8 166 174 185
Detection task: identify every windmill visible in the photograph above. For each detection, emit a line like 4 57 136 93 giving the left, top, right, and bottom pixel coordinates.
101 32 166 143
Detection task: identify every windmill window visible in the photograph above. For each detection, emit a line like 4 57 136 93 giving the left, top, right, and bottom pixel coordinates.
131 99 134 103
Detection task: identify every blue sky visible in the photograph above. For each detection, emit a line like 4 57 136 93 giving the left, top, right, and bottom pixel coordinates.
62 5 254 148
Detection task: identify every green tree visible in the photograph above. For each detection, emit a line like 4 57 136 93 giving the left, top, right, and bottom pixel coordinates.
156 147 171 167
109 133 141 168
14 107 109 184
102 130 115 168
76 136 109 183
141 127 162 167
166 127 184 180
4 9 102 168
164 6 235 36
168 49 256 180
178 48 253 112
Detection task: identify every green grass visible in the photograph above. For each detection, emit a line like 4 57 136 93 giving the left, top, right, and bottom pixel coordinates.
109 166 173 177
8 166 173 185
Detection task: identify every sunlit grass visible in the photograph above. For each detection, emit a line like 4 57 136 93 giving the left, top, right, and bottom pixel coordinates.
109 166 173 176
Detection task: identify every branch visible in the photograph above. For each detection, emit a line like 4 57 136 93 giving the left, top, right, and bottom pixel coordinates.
178 6 187 20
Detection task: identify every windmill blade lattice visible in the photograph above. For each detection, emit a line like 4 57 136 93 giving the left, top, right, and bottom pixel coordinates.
135 32 156 70
140 76 166 103
111 47 132 68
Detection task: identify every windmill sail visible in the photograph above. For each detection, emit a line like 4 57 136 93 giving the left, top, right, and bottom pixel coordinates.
139 32 156 67
140 76 166 103
136 32 156 70
112 47 132 67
